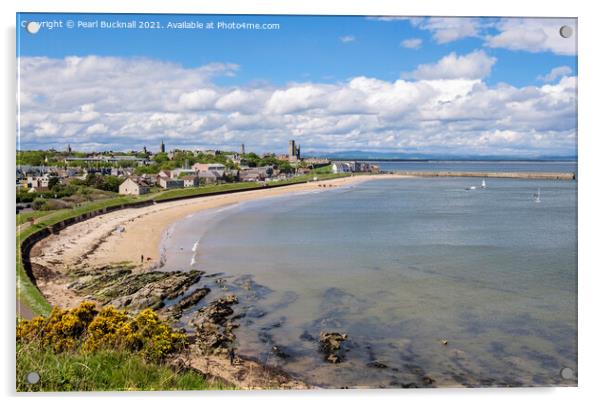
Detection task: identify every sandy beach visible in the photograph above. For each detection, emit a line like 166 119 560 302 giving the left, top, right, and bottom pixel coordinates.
30 174 408 308
23 174 416 389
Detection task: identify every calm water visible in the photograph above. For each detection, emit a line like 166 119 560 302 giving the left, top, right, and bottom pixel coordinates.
162 170 577 388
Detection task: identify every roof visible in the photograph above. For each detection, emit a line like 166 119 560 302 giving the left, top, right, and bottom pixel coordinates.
197 170 219 178
122 177 150 187
161 178 184 183
193 162 225 168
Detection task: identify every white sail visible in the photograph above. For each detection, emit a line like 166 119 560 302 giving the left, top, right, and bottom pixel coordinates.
481 179 487 188
534 188 541 203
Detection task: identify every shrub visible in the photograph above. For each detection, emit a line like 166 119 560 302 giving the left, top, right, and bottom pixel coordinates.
17 302 98 352
17 302 186 361
31 198 46 210
40 199 73 211
16 192 35 203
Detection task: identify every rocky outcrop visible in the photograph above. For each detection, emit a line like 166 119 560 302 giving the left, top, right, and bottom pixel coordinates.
319 331 348 363
231 274 273 300
366 360 388 369
191 294 239 356
170 287 211 318
68 266 202 311
68 266 134 295
186 345 310 389
109 271 202 310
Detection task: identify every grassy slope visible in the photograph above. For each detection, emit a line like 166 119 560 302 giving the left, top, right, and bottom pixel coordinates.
154 181 262 201
16 172 351 317
16 195 147 316
16 210 59 227
17 344 230 391
153 172 350 201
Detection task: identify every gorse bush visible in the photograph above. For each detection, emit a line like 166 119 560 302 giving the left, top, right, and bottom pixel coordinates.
17 302 187 361
16 302 230 391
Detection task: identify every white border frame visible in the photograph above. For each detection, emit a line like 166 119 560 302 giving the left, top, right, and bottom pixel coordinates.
3 1 600 404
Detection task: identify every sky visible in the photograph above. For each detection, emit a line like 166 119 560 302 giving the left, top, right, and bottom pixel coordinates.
17 13 577 157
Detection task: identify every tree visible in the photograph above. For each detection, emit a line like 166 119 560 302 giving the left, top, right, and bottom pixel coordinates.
83 173 121 192
102 176 122 193
153 152 169 164
278 161 294 173
135 164 160 175
48 176 60 190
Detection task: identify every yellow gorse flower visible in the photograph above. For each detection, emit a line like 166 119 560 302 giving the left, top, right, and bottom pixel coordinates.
17 302 187 361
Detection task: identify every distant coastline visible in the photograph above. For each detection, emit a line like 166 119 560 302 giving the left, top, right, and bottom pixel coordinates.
327 157 577 162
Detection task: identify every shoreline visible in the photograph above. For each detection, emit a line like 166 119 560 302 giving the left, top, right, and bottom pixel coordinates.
30 174 409 293
24 172 577 389
26 173 409 389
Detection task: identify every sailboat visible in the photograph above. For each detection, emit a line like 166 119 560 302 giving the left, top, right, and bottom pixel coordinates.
481 179 487 189
534 188 541 203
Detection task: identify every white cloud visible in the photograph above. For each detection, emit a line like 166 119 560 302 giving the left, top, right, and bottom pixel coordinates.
537 66 573 83
409 50 497 80
339 35 356 43
178 89 219 110
366 17 409 22
58 104 100 123
18 56 238 113
266 85 329 114
485 18 577 55
85 123 108 135
215 89 268 113
378 17 576 56
17 56 577 157
410 17 482 44
34 122 58 136
477 129 522 145
401 38 422 49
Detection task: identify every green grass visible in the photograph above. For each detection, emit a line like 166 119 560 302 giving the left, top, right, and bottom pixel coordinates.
16 211 58 227
152 173 351 201
309 165 334 174
17 343 230 392
16 195 148 317
153 181 263 201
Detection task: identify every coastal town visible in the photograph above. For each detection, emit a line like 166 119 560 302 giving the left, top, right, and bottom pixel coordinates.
16 140 380 213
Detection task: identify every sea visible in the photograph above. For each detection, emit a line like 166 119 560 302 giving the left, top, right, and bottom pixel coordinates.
160 161 578 388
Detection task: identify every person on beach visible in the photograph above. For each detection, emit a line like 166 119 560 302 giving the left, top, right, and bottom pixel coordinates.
228 346 236 365
140 254 144 263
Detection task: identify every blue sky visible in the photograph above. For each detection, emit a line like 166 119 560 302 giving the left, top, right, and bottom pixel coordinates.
17 13 578 156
